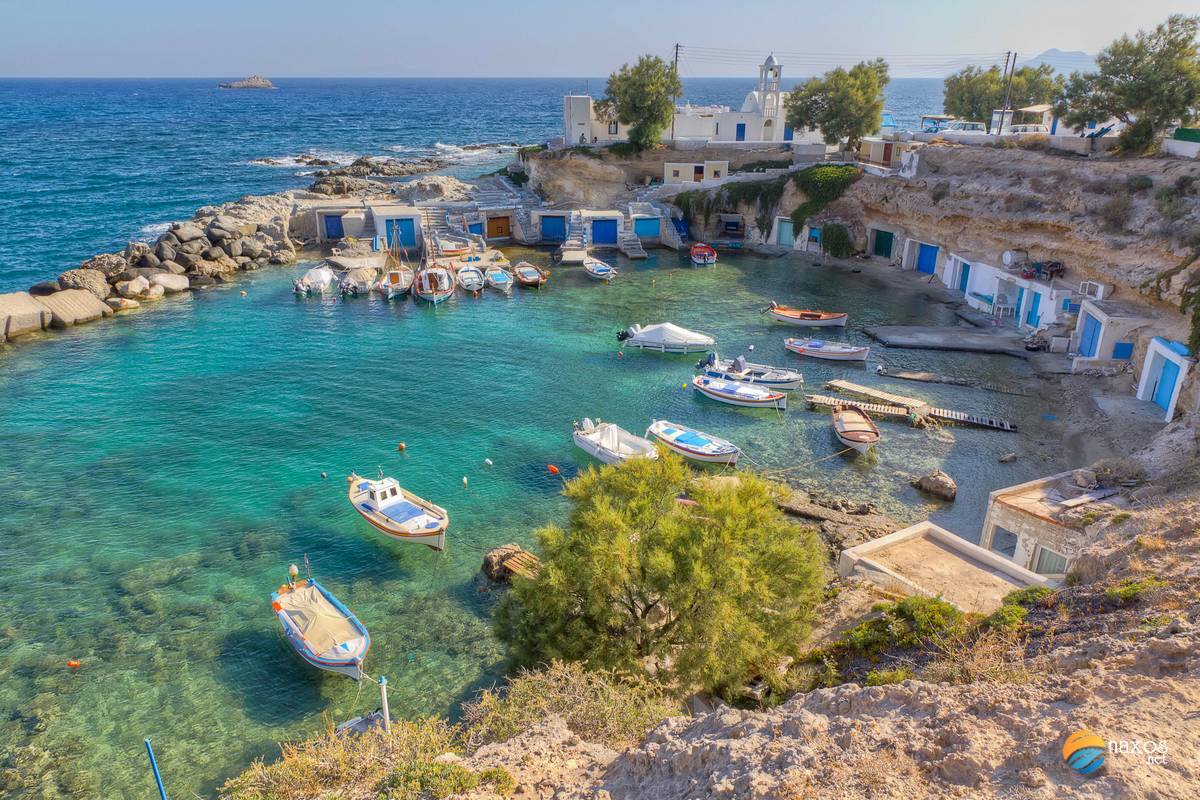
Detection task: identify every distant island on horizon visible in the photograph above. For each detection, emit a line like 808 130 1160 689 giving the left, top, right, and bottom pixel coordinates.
218 74 275 89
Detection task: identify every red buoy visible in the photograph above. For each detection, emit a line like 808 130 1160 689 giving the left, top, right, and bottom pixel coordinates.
67 660 81 669
547 464 560 475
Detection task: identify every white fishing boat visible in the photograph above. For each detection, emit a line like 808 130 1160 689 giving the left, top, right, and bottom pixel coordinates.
697 353 804 390
765 302 848 327
784 337 870 361
617 323 715 353
293 264 338 295
414 265 456 304
645 420 740 465
272 568 370 680
327 248 389 273
692 375 787 409
347 471 449 551
457 265 486 293
832 405 881 455
374 267 414 300
338 266 380 296
434 232 471 257
583 256 618 282
483 264 513 292
572 418 658 465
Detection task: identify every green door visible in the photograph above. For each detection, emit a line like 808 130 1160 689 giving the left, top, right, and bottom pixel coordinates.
777 219 794 247
873 230 894 258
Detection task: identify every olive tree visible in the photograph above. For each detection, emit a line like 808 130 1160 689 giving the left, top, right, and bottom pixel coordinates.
785 59 890 150
943 63 1064 127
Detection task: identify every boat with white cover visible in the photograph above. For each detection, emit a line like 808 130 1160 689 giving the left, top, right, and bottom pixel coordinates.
832 405 881 455
572 418 658 465
327 247 388 273
645 420 740 464
483 264 513 292
457 265 486 293
784 337 870 361
583 257 618 282
293 264 338 295
271 569 370 680
617 323 715 353
338 266 380 296
374 267 414 300
697 353 804 390
692 375 787 409
347 471 449 551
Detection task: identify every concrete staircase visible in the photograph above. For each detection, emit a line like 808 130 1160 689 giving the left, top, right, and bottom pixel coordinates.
559 210 590 262
618 229 647 259
512 206 535 244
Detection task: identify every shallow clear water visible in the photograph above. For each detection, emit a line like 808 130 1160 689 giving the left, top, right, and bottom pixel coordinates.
0 249 1047 797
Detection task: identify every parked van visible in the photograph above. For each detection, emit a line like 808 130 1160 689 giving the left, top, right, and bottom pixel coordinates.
942 121 988 135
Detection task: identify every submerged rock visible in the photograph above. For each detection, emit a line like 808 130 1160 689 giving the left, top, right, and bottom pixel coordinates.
911 469 958 501
105 297 140 311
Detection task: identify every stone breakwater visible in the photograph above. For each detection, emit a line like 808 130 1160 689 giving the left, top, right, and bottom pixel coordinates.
0 191 304 345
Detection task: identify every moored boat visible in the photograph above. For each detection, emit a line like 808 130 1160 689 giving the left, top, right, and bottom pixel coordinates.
645 419 740 464
413 265 456 304
338 266 380 296
572 418 658 465
272 568 370 680
692 375 787 409
483 264 513 292
457 265 486 293
690 242 718 265
293 264 338 295
765 302 848 327
374 267 414 300
697 352 804 390
347 471 449 551
583 256 618 282
617 323 715 353
327 249 388 273
831 404 881 455
514 261 549 287
784 337 870 361
434 232 471 257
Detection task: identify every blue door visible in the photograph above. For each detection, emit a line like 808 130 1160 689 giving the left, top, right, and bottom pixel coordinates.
777 219 794 247
1153 359 1180 411
468 222 483 236
783 125 794 141
540 215 566 242
957 262 971 293
1112 342 1134 359
1078 313 1101 357
735 123 746 142
592 219 618 244
324 214 344 239
916 243 938 274
385 218 417 249
633 217 660 238
1014 287 1025 326
1025 290 1042 327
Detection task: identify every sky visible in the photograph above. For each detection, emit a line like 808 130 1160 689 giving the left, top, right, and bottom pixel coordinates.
0 0 1188 78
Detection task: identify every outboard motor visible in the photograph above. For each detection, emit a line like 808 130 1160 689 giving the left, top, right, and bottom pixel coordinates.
616 327 633 343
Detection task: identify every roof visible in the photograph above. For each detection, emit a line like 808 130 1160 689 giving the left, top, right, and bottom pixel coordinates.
763 53 779 67
1082 298 1156 321
1019 104 1054 113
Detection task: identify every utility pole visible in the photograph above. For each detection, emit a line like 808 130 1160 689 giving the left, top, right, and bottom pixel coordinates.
1000 51 1018 134
671 43 680 142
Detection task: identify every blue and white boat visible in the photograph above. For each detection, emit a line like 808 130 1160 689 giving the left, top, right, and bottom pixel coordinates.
272 570 370 680
692 375 787 409
347 471 448 551
698 353 804 390
645 420 740 465
484 264 513 292
583 257 618 282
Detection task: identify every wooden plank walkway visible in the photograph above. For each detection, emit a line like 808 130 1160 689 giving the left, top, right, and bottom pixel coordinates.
501 551 541 580
928 407 1018 432
804 394 914 419
814 381 1019 433
825 380 927 409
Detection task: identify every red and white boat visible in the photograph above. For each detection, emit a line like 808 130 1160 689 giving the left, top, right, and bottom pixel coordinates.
413 264 456 304
784 337 870 362
690 243 718 265
765 302 848 327
692 375 786 409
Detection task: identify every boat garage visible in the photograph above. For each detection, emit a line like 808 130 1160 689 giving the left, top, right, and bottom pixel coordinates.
1137 337 1192 421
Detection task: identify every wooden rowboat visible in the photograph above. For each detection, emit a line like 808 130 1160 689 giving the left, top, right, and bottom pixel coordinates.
784 337 870 361
645 419 740 464
692 375 787 409
832 405 881 455
765 302 848 327
272 574 370 680
514 262 549 287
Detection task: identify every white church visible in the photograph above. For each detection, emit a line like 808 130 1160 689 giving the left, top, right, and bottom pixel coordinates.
563 55 813 146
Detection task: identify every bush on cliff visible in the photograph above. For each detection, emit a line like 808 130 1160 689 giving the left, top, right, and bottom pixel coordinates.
790 165 862 227
494 456 827 699
820 223 853 258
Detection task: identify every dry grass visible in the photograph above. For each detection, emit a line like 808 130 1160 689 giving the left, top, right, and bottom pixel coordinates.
1135 534 1168 552
921 628 1037 686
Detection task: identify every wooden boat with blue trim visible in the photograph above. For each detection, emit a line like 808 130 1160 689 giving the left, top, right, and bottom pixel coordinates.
347 472 448 551
271 571 370 680
645 419 740 464
692 375 787 409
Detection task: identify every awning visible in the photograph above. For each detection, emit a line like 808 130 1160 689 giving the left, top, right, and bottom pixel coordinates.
1019 104 1053 114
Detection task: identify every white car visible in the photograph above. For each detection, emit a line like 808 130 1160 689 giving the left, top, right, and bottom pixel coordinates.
1007 124 1050 135
941 121 989 135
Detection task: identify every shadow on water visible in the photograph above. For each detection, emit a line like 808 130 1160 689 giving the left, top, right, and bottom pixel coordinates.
217 626 329 725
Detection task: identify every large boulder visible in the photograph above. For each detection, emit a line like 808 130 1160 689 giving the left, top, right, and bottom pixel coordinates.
150 273 189 293
57 268 110 300
142 284 165 301
132 267 166 280
204 246 226 261
175 251 203 269
155 241 177 263
481 544 534 583
239 237 264 259
307 175 389 196
79 252 128 278
35 289 113 327
172 223 205 243
910 469 958 501
0 292 52 341
105 297 140 312
223 238 243 258
123 241 152 264
28 280 60 296
159 260 186 275
188 275 217 288
115 275 151 299
176 239 207 255
137 252 161 269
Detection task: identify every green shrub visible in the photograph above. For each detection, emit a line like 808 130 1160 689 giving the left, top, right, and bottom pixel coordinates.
606 141 642 159
1175 174 1197 195
821 223 853 259
1103 577 1167 606
930 182 950 204
1110 512 1132 524
518 143 547 157
735 159 793 173
790 165 862 225
1117 118 1157 154
865 667 914 686
835 595 965 656
461 661 681 750
1002 586 1053 608
376 762 514 800
721 175 790 235
1125 174 1154 193
982 604 1027 631
1099 194 1132 231
1155 187 1188 221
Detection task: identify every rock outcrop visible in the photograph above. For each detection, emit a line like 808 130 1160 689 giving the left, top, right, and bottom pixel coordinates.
314 155 441 179
481 544 532 583
218 75 274 89
56 268 111 300
391 175 474 203
308 175 391 196
910 469 958 501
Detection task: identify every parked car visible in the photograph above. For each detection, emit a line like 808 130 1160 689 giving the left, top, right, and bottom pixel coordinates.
941 121 988 135
1008 124 1050 135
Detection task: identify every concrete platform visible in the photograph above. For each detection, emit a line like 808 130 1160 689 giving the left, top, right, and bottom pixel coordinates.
35 289 113 328
0 292 51 342
866 325 1029 358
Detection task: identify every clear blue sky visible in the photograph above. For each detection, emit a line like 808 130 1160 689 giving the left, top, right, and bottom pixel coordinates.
0 0 1185 78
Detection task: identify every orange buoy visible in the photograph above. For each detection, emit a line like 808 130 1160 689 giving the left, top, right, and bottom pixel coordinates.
67 660 81 669
547 464 560 475
617 351 624 358
397 442 407 452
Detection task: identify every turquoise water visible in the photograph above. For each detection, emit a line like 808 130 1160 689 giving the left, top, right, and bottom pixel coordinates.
0 249 1047 797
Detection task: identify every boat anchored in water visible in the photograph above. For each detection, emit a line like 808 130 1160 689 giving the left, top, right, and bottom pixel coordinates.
293 264 338 295
374 267 414 300
690 243 718 265
414 264 456 304
347 471 449 551
514 261 548 287
339 266 380 297
484 264 513 292
831 404 881 455
698 352 804 390
765 302 848 327
572 418 658 465
457 265 486 293
692 375 787 409
583 256 618 282
617 323 715 353
784 337 870 361
645 420 740 464
272 564 370 680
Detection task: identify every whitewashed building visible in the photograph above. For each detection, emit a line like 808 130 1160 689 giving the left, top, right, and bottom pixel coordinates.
563 55 813 146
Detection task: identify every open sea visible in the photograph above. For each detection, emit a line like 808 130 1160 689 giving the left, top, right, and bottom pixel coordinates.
0 78 1051 800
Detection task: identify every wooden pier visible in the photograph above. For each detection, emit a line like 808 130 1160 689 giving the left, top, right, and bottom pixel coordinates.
500 550 541 580
815 380 1018 432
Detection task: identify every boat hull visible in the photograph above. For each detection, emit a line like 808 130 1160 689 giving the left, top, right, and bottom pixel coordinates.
692 377 787 409
690 244 718 265
347 474 449 551
784 339 870 361
572 423 658 465
768 309 847 327
646 421 740 464
272 580 370 680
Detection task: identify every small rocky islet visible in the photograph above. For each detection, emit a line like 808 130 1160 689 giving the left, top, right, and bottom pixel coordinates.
218 75 275 90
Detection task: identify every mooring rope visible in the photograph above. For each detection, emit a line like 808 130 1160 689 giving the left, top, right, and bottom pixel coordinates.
760 447 856 477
